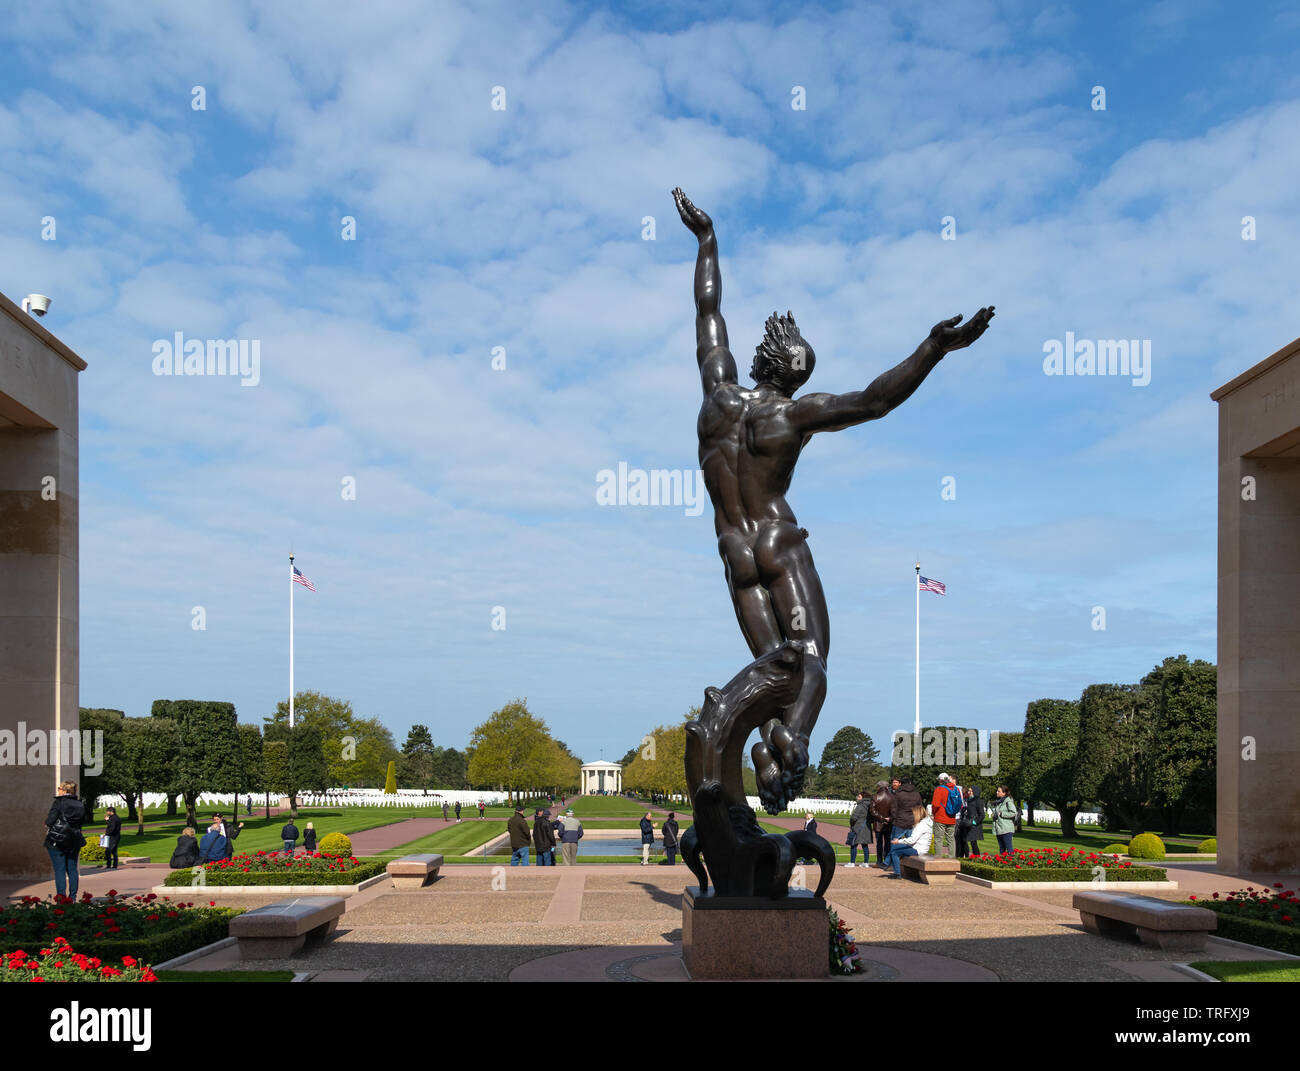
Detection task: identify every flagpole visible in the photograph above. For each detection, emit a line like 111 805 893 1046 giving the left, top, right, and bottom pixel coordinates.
289 552 295 729
914 561 921 736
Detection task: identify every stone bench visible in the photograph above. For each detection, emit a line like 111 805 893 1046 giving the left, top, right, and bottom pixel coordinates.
387 853 444 889
1073 892 1216 950
902 856 961 884
228 896 345 959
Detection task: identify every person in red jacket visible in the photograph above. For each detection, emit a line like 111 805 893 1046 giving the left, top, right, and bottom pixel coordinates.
930 773 959 858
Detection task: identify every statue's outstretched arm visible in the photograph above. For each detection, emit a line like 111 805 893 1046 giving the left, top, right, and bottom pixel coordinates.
673 187 737 394
791 306 995 433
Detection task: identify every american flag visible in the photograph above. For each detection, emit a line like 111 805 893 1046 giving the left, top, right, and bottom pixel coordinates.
918 575 946 595
293 566 316 592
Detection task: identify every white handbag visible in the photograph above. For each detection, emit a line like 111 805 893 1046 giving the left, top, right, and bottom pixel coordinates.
99 834 110 847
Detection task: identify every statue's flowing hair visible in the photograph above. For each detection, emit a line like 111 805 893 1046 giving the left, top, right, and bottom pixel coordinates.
752 310 813 385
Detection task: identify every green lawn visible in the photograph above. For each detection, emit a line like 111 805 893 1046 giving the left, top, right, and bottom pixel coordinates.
1187 961 1300 982
383 821 508 857
98 806 457 863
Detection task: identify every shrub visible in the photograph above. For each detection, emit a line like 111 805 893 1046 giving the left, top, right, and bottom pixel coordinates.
961 861 1167 883
79 843 107 864
317 832 353 857
1197 837 1217 854
161 859 385 887
1188 886 1300 956
2 940 158 982
1127 833 1166 860
1101 844 1129 855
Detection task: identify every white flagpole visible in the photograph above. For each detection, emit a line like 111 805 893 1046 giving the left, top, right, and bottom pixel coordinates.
914 561 921 736
289 552 295 729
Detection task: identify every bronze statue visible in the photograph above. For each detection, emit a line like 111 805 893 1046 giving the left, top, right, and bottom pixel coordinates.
672 187 994 897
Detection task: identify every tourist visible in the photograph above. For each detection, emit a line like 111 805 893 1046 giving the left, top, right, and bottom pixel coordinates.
871 780 894 869
442 800 449 822
559 809 584 865
280 816 299 854
930 773 960 859
886 807 934 879
212 812 243 859
660 812 679 865
169 826 200 869
891 777 922 837
640 811 655 865
454 800 462 822
508 804 531 865
477 799 486 819
197 823 228 864
103 806 122 870
848 791 871 867
533 808 557 865
302 821 318 853
990 785 1017 855
43 780 86 898
962 786 984 857
803 812 818 835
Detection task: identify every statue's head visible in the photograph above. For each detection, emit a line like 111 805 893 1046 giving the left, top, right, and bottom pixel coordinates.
751 310 815 395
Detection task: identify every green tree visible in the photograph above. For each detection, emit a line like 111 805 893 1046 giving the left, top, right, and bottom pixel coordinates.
237 724 265 811
1142 655 1217 835
120 717 180 835
77 708 127 822
384 759 397 794
889 725 1008 801
264 692 399 787
264 722 329 814
397 724 436 792
1071 683 1154 835
152 700 243 828
815 726 884 800
622 712 692 799
1020 698 1082 834
466 699 553 800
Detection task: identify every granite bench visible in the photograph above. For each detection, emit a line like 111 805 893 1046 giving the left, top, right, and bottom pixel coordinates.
228 896 345 959
902 856 961 884
387 853 444 889
1073 891 1216 950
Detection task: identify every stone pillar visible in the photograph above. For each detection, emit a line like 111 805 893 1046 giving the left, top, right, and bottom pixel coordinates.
1213 338 1300 876
0 293 84 879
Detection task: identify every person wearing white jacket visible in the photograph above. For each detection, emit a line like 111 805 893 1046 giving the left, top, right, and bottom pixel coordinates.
886 812 934 879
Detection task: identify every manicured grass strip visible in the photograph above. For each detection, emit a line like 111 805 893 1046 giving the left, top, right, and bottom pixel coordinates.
155 970 295 982
1186 960 1300 982
388 821 508 856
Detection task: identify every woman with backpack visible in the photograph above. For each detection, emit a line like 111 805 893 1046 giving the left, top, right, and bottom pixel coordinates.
990 784 1017 855
43 780 87 898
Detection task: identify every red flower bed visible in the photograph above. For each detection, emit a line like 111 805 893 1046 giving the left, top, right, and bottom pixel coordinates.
1189 884 1298 926
198 851 362 875
0 891 227 949
3 937 157 983
966 847 1135 870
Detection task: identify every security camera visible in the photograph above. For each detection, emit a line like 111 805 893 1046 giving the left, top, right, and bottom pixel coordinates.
22 294 51 318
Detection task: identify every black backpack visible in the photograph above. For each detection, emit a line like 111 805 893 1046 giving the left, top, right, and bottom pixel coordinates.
47 812 85 852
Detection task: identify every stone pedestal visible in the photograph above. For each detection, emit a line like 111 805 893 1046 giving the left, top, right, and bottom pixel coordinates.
681 886 827 980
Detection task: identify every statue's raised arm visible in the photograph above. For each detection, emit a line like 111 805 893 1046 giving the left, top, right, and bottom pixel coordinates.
673 187 737 395
789 306 995 434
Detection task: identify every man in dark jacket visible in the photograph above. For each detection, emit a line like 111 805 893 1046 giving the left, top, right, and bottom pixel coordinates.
660 813 680 865
891 778 923 832
507 805 531 865
213 812 243 860
558 810 584 865
533 808 556 865
44 781 87 898
280 818 299 854
962 786 985 857
848 792 871 867
639 812 655 866
454 800 462 822
103 806 122 869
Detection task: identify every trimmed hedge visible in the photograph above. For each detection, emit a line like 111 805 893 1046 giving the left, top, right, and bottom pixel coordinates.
1197 838 1217 854
961 861 1168 883
317 832 353 857
79 843 107 864
1101 844 1129 855
1128 833 1166 860
1196 908 1300 957
0 910 240 965
161 858 386 887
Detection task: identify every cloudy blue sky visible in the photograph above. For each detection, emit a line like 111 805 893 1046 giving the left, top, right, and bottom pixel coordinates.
3 1 1298 765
